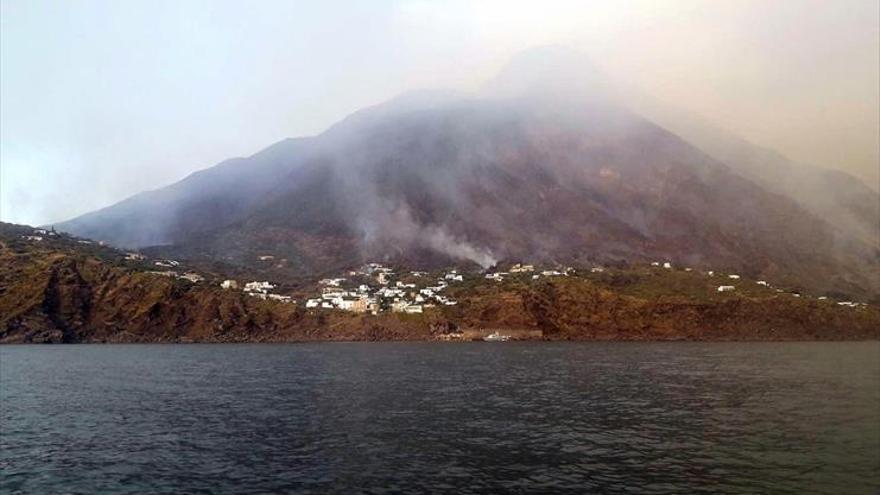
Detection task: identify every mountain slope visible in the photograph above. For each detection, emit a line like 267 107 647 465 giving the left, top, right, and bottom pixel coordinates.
56 50 880 298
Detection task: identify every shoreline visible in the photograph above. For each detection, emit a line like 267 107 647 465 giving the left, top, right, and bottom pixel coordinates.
4 336 879 345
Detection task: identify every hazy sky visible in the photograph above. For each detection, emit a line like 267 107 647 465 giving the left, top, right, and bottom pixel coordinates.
2 0 878 226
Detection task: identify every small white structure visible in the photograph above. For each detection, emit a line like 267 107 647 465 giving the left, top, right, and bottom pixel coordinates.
591 267 605 273
756 280 768 286
541 270 563 277
258 255 275 261
220 279 238 289
403 304 423 314
21 235 43 241
717 285 735 292
306 299 320 308
179 272 204 283
510 263 535 273
663 262 672 269
267 294 293 303
728 274 740 279
651 262 660 266
244 281 275 293
444 273 463 282
125 253 146 261
485 273 505 281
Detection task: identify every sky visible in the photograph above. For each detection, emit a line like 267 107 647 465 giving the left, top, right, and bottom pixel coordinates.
2 0 878 226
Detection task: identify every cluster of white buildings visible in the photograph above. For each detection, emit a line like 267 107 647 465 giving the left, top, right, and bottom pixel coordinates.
304 264 460 314
21 228 59 242
241 280 293 303
218 279 294 303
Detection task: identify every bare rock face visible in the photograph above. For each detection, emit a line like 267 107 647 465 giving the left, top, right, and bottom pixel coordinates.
54 49 879 299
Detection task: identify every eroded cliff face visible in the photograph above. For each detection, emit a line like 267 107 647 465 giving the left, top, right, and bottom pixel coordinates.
2 233 877 344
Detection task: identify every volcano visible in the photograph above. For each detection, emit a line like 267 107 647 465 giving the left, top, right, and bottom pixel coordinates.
56 47 879 298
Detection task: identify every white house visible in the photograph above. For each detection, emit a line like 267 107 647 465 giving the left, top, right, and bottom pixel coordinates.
756 280 768 286
391 301 409 313
403 304 423 314
510 263 535 273
306 299 320 308
244 281 275 293
717 285 735 292
179 272 204 283
728 275 740 280
268 294 293 303
663 262 672 269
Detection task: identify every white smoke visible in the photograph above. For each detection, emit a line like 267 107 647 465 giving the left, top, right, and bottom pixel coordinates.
356 200 497 268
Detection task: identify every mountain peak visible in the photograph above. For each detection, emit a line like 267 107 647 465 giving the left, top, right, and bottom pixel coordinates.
483 45 609 101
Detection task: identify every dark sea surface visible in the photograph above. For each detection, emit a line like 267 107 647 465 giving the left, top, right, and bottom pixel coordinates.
1 342 878 494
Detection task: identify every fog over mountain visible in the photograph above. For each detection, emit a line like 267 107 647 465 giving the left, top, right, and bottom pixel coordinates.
55 47 879 298
3 1 878 228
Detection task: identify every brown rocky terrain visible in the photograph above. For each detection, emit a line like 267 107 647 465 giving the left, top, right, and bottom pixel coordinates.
2 223 877 344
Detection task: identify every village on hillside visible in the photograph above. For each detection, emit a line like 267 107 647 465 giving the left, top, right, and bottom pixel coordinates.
14 226 872 312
